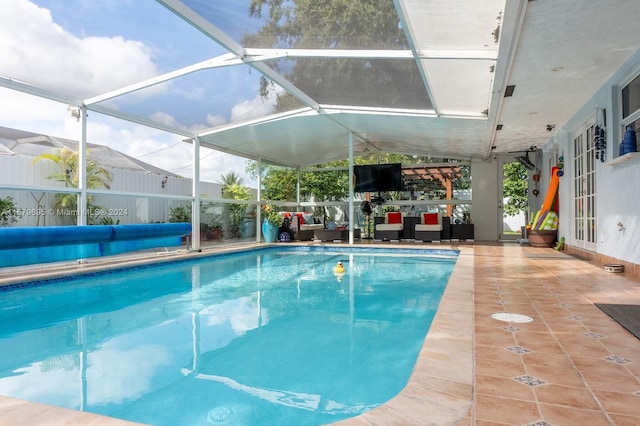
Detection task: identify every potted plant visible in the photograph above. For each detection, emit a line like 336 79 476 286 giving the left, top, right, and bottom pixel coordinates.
0 196 20 227
169 204 191 244
261 203 283 243
169 204 191 223
207 220 224 240
0 196 20 226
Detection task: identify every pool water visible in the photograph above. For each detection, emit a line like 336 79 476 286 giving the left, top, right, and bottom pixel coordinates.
0 247 457 425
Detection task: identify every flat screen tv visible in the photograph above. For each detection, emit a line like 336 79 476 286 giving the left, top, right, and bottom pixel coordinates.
353 163 403 192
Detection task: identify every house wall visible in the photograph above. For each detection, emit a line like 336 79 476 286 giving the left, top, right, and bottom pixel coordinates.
540 48 640 267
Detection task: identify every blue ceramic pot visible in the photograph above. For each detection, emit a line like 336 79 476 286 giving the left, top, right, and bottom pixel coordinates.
262 219 278 243
623 126 637 153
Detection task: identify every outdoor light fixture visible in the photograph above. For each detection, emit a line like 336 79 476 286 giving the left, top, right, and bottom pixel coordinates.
512 146 538 170
517 155 535 170
161 175 168 188
516 151 536 170
67 106 81 121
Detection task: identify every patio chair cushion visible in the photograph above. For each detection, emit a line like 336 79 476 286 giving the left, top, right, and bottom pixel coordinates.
387 212 403 224
423 212 439 225
415 211 443 232
376 211 404 231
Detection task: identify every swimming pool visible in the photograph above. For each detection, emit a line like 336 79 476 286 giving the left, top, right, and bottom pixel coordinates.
0 246 458 425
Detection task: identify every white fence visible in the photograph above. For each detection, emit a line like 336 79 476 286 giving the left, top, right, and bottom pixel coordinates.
503 212 526 232
0 155 238 226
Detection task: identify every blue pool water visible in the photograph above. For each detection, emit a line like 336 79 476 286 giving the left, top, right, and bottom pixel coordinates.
0 247 457 425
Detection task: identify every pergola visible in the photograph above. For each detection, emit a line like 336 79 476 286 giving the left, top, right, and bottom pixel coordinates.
401 164 463 217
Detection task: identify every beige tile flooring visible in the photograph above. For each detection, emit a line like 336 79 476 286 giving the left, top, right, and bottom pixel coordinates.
465 244 640 426
1 241 639 425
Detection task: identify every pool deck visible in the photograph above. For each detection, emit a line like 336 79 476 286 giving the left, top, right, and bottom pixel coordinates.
1 241 639 425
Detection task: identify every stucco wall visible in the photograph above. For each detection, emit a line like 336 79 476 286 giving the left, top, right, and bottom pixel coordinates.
540 49 640 265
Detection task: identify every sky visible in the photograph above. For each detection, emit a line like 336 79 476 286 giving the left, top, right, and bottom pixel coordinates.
0 0 277 188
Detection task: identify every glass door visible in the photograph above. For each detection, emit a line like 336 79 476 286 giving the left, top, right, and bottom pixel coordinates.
572 124 597 250
498 157 528 241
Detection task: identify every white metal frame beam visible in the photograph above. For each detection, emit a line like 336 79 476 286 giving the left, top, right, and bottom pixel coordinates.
482 0 529 159
393 0 440 115
84 53 240 106
243 48 496 61
0 76 82 106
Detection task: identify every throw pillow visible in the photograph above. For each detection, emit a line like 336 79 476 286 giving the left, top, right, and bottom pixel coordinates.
388 212 402 224
303 213 314 224
295 213 304 224
423 212 439 225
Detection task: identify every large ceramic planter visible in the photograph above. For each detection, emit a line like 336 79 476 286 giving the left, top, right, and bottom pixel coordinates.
528 230 557 248
262 219 278 243
244 219 256 238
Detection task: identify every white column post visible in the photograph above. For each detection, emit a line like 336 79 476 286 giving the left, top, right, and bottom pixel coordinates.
192 136 201 251
348 133 355 244
77 106 88 227
256 158 262 243
296 167 301 211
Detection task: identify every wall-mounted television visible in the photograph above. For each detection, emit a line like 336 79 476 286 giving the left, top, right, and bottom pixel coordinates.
353 163 403 192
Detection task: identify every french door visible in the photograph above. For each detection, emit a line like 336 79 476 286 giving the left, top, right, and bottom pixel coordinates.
572 123 597 250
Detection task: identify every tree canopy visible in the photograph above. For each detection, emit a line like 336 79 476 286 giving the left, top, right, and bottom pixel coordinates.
33 147 113 223
245 154 469 204
243 0 429 112
502 162 528 216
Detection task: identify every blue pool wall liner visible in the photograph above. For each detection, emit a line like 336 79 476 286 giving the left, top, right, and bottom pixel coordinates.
2 245 460 290
0 223 191 267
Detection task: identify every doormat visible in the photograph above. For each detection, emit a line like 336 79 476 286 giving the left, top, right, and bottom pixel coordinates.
595 304 640 340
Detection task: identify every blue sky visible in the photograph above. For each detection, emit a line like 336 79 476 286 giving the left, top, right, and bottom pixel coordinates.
0 0 274 187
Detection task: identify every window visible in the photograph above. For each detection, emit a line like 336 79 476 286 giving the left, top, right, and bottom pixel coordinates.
622 73 640 119
620 72 640 156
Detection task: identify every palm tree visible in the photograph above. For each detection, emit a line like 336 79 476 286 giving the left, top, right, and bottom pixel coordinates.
219 172 251 237
33 147 113 223
220 172 244 193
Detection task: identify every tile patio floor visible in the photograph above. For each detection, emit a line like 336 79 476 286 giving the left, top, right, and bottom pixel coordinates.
1 241 639 425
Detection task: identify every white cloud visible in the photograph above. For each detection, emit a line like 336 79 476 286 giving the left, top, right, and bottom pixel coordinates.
230 88 281 123
148 111 183 128
0 1 159 98
207 114 227 127
0 1 258 188
88 116 254 186
0 89 69 133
